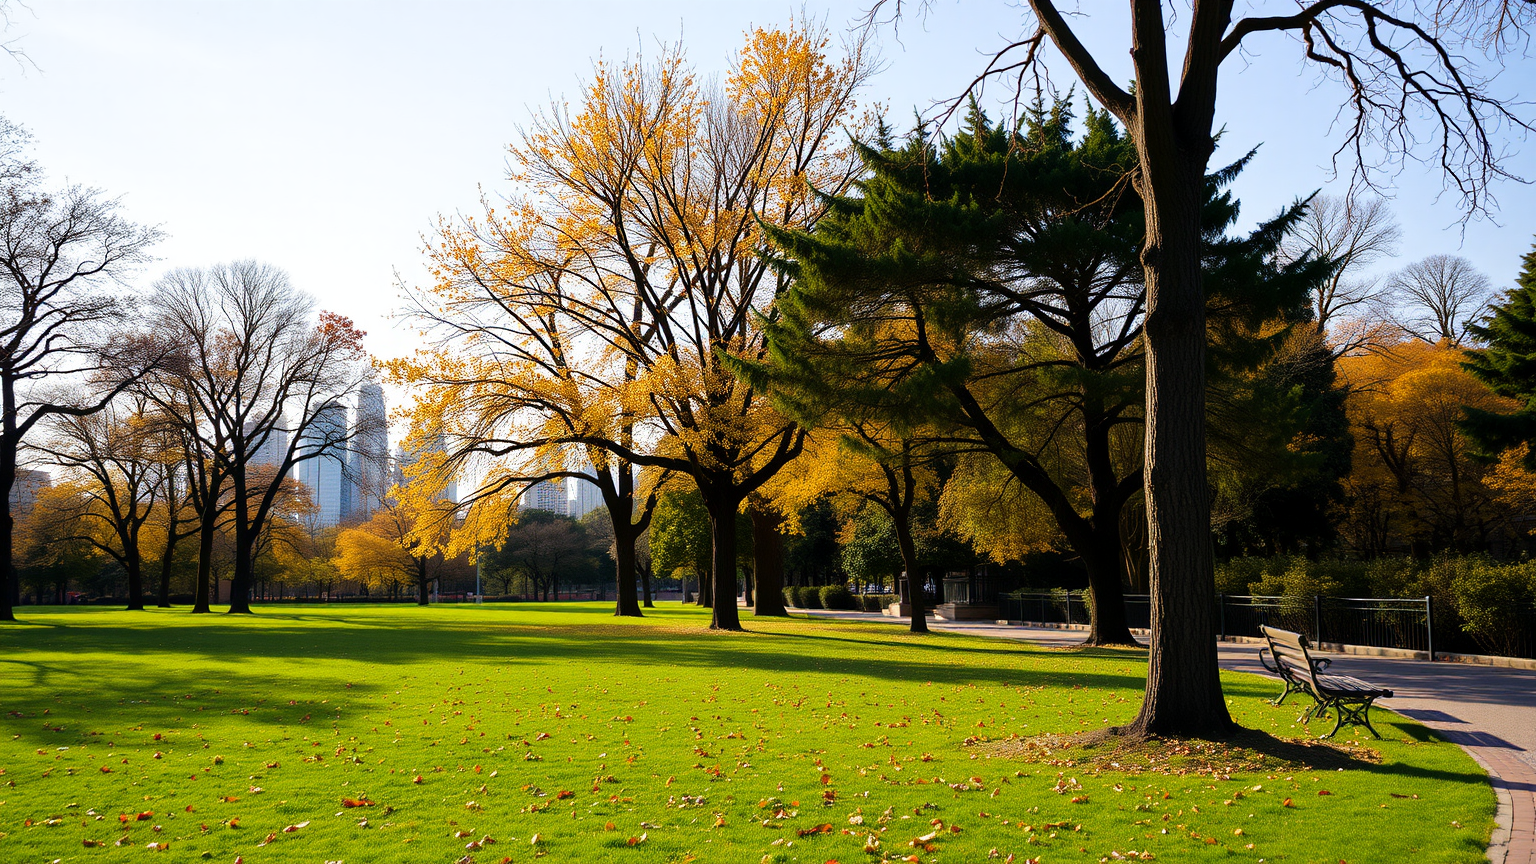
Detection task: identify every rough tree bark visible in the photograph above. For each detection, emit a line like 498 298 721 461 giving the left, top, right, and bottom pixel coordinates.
751 503 788 617
702 484 743 630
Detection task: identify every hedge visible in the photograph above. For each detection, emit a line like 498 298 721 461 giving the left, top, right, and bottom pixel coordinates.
818 585 856 611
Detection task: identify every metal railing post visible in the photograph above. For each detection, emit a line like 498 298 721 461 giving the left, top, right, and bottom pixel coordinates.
1218 593 1226 640
1065 590 1072 626
1313 594 1323 643
1425 595 1435 662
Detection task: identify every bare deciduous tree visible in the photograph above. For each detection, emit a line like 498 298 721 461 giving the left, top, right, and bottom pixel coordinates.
0 117 160 621
1280 192 1401 353
1389 253 1495 345
146 262 368 614
37 398 160 609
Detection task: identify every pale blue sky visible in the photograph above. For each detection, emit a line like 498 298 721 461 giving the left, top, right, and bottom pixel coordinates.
4 1 1533 368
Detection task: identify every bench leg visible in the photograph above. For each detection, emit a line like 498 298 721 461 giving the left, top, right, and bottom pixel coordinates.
1274 679 1306 706
1300 698 1323 725
1325 699 1382 739
1325 702 1346 738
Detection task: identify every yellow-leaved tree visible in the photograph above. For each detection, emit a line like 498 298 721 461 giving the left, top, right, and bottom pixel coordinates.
398 21 873 630
333 493 453 605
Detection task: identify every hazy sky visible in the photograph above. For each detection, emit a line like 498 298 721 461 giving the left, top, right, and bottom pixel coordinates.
5 1 1533 378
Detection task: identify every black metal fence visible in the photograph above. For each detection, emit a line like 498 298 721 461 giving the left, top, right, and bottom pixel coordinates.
1001 591 1452 659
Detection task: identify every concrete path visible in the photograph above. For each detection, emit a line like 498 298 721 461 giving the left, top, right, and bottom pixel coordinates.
794 609 1536 863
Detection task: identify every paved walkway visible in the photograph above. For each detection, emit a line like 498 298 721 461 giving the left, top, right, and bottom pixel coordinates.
794 609 1536 863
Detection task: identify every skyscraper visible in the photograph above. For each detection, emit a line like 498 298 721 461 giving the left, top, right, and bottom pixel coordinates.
523 478 566 514
8 468 50 516
393 433 457 503
567 461 604 519
348 382 389 520
248 418 289 470
295 402 349 527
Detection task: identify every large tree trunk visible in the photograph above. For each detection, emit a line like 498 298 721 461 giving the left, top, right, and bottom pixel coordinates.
895 513 927 634
0 439 17 622
1081 539 1132 645
1077 398 1138 646
639 563 654 607
612 534 643 617
124 546 145 611
1123 129 1231 736
696 566 713 608
157 530 180 607
751 505 788 617
416 558 430 605
0 507 13 622
192 508 216 614
227 479 254 614
704 494 742 631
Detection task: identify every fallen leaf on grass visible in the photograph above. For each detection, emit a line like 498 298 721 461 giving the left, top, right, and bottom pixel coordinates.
798 823 833 837
341 797 375 808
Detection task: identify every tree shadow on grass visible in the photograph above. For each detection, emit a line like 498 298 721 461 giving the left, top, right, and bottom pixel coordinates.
0 613 1160 741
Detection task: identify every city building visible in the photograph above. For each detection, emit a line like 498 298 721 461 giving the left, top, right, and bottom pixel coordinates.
523 478 566 515
567 462 604 520
248 418 289 470
8 468 50 516
348 382 389 520
295 401 350 527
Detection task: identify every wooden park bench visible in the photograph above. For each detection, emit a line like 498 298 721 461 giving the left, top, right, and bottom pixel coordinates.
1258 625 1395 739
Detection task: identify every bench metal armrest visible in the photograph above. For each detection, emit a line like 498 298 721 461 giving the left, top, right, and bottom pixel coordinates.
1258 647 1279 673
1310 657 1332 672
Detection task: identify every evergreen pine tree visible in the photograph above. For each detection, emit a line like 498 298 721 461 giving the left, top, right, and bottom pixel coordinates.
1462 240 1536 466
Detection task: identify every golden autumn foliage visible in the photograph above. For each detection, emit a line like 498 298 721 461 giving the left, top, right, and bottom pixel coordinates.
1338 339 1517 554
396 21 874 626
333 494 451 599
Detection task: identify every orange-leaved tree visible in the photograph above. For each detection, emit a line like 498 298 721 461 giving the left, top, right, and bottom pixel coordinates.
1338 338 1514 555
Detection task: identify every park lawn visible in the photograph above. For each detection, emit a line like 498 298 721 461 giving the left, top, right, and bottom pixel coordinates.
0 603 1495 864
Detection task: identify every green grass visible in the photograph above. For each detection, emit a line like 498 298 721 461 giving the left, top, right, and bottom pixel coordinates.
0 603 1495 863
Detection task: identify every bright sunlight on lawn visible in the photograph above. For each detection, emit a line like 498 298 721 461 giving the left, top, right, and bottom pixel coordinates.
0 605 1495 863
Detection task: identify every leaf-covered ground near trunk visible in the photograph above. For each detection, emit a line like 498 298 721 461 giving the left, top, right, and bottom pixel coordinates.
0 603 1495 863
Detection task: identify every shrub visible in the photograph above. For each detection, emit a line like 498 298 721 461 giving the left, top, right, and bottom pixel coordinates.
1215 557 1268 594
1365 557 1424 598
1452 558 1536 657
782 587 798 608
795 586 822 609
860 594 892 613
819 584 855 611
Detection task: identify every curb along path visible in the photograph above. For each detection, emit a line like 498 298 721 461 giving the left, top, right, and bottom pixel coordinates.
794 608 1536 864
